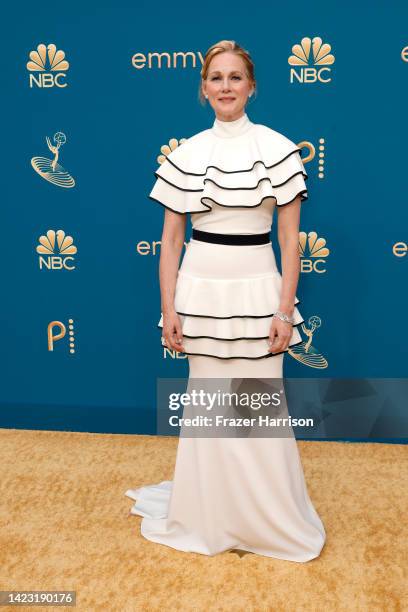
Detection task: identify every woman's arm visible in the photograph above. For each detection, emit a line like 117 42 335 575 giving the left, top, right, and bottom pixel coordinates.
268 195 302 353
159 209 187 352
276 195 302 317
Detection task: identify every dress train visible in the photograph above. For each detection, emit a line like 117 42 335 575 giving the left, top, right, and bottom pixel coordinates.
125 353 326 561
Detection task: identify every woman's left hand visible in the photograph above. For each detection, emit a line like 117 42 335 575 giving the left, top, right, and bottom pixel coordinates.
268 316 293 354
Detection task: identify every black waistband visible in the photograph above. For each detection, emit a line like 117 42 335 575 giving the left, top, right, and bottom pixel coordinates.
192 229 271 245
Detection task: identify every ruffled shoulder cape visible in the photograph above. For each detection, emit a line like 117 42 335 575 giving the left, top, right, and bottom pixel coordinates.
149 123 308 214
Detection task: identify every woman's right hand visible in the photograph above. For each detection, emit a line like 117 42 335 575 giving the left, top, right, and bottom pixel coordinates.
161 310 185 353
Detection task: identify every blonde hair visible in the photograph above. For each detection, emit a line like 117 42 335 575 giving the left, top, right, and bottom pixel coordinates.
198 40 257 106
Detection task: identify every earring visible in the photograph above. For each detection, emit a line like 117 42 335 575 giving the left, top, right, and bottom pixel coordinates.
205 94 208 99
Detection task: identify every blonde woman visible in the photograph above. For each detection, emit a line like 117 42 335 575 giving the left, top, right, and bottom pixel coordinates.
126 40 326 562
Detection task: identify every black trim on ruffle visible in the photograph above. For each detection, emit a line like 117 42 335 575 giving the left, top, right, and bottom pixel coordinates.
148 189 308 215
199 191 308 210
165 302 302 319
153 168 308 194
160 339 305 360
169 320 305 341
154 172 203 193
275 190 308 206
148 196 194 215
165 147 306 176
157 319 303 339
203 171 308 191
176 312 290 319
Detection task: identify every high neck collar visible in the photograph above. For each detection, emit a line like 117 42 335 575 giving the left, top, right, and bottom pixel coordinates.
212 112 253 138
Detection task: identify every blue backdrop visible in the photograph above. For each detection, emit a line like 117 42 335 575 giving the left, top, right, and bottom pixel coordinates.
2 0 407 437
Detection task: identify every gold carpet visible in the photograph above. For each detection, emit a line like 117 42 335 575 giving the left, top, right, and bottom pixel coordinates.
0 428 406 611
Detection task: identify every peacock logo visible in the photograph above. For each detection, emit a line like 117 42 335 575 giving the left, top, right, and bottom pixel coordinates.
27 43 69 88
299 231 330 273
36 229 77 270
288 37 335 84
156 137 187 165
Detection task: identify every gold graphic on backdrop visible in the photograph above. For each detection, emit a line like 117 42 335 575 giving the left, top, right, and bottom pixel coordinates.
47 318 75 353
297 141 315 164
37 230 77 255
131 51 204 71
299 231 330 274
157 137 187 165
31 132 75 188
27 43 69 88
297 139 325 179
392 241 407 257
288 316 328 368
289 37 335 66
289 37 335 83
299 232 330 258
37 230 77 270
27 43 69 71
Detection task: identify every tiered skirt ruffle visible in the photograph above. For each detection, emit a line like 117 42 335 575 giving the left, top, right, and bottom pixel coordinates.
158 239 304 360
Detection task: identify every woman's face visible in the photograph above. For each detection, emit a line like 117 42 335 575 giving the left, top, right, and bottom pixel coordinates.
202 51 254 121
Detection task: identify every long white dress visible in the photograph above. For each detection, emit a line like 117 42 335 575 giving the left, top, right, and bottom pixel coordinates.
125 112 326 561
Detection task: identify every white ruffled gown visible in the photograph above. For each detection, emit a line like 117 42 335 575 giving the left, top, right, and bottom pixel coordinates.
125 113 326 561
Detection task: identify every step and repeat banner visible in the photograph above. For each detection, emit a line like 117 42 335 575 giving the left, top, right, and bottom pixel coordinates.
2 2 407 435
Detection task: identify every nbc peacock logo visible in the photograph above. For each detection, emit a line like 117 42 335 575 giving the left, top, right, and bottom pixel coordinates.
299 231 330 273
156 136 187 165
31 132 75 188
288 37 335 84
27 43 69 88
36 230 77 270
288 315 328 368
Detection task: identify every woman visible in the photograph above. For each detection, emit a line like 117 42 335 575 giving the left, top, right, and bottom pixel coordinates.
125 40 326 561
